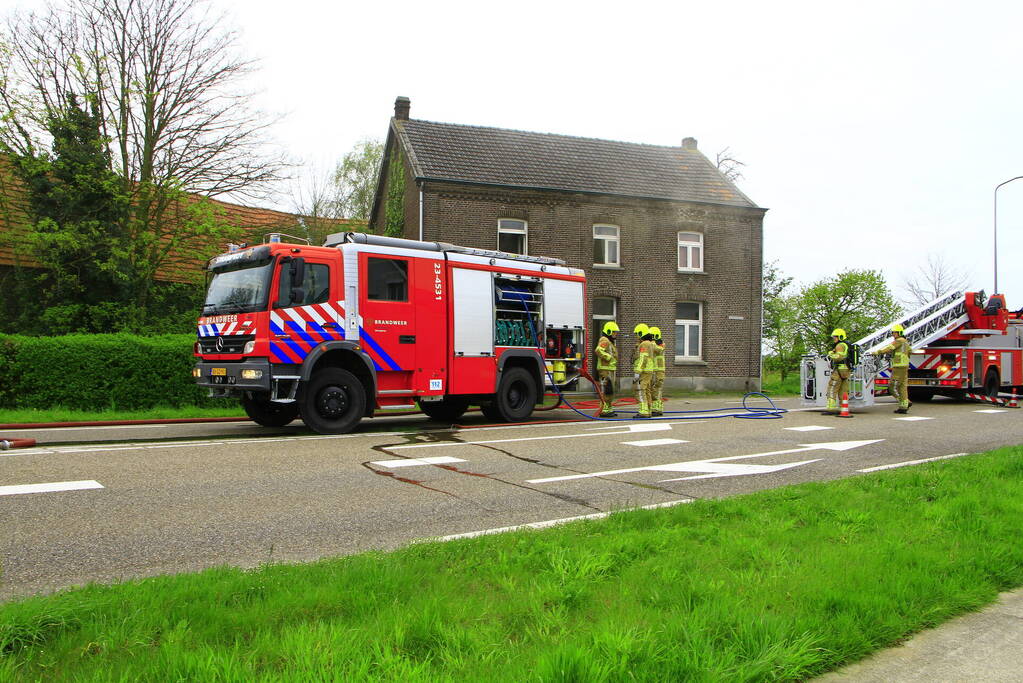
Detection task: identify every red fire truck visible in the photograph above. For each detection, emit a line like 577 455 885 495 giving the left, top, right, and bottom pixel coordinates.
193 232 588 433
870 291 1023 402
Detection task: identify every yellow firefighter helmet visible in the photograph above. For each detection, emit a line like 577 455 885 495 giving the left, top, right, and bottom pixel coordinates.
601 321 619 336
633 323 649 336
831 328 847 340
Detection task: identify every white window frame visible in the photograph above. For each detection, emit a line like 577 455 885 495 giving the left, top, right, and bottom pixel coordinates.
498 218 528 255
677 231 704 272
592 224 620 267
674 301 702 361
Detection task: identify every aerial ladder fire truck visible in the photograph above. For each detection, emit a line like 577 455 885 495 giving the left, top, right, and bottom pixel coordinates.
802 290 1023 408
193 232 588 434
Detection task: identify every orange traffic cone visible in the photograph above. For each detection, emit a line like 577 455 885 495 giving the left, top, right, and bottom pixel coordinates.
1009 396 1019 409
836 392 853 418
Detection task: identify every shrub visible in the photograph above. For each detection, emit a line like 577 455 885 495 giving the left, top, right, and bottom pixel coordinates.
0 333 213 410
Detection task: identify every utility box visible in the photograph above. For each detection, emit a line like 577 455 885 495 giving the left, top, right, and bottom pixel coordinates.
800 354 876 408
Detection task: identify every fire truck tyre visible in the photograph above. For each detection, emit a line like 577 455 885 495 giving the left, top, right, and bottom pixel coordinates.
301 368 366 434
984 369 1000 398
493 367 537 422
907 389 934 402
241 393 300 427
418 397 470 421
479 402 503 421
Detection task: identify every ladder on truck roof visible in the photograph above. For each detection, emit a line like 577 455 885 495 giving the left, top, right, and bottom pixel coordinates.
854 290 969 375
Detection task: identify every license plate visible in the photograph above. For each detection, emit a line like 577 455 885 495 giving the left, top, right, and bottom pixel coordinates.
211 367 227 376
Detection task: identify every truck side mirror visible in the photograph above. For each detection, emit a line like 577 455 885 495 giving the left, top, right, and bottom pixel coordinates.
290 258 305 288
289 287 305 304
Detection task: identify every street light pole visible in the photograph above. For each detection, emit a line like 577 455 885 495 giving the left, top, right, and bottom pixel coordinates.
994 175 1023 294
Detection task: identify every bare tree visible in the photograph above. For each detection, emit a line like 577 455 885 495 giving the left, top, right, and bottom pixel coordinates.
900 253 971 309
0 0 287 305
333 138 383 220
715 147 746 182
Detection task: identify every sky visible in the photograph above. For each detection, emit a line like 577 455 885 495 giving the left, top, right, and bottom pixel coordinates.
10 0 1023 305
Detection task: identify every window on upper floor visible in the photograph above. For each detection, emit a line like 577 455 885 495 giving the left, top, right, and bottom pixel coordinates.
593 224 620 266
674 301 702 360
677 231 704 272
498 219 527 255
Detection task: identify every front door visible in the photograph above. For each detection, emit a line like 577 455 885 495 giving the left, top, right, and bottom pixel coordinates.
359 253 416 390
269 257 342 364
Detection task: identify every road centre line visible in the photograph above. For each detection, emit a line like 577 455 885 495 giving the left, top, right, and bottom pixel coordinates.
894 416 934 421
0 480 104 496
622 439 688 447
974 409 1008 414
386 428 684 450
858 453 969 472
431 498 694 542
370 456 466 468
785 425 833 432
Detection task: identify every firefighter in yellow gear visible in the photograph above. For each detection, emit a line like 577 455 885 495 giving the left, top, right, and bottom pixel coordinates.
824 328 851 414
876 323 912 413
633 323 656 418
649 326 666 416
594 321 619 417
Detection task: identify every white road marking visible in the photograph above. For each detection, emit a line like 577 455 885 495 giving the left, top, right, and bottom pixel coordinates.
622 438 688 447
370 456 466 468
587 422 702 432
386 424 689 451
527 440 882 484
0 480 104 496
858 453 969 473
431 498 694 541
657 459 822 481
785 425 833 432
974 409 1007 414
894 416 933 421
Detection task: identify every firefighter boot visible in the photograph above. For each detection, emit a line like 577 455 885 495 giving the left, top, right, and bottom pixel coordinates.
634 401 651 418
821 399 837 415
651 399 663 417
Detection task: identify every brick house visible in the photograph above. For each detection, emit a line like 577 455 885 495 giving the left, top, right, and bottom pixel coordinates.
369 97 767 391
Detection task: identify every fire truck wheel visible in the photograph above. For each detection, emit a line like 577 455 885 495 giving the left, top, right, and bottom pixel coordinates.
301 368 366 434
418 397 470 421
493 367 537 422
983 369 1000 397
241 393 300 427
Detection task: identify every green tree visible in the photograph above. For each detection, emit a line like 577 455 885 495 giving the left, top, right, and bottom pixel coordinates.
794 269 902 354
3 94 131 333
1 0 283 313
333 138 383 220
761 261 803 380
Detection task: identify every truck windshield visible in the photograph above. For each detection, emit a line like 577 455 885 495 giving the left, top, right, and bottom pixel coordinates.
202 260 274 315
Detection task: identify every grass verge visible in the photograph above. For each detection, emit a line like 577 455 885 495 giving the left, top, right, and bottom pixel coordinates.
0 405 245 424
3 446 1022 680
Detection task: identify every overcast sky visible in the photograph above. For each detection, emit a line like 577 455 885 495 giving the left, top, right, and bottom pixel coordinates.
11 0 1023 306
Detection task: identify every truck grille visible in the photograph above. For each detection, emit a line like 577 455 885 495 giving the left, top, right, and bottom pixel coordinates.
198 334 254 355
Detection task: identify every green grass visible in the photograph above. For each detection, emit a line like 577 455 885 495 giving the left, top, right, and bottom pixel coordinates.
760 370 801 396
0 405 245 424
3 446 1023 681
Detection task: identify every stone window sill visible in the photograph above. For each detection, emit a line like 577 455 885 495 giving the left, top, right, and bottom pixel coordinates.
674 359 708 366
677 270 706 275
592 264 623 270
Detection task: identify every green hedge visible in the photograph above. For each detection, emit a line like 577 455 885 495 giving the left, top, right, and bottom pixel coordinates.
0 333 215 410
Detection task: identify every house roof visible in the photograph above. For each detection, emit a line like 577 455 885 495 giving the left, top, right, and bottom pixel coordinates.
392 118 761 209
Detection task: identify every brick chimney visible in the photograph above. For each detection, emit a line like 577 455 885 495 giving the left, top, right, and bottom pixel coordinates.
394 96 410 121
682 137 698 150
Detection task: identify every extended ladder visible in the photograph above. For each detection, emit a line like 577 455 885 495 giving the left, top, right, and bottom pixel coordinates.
853 290 969 376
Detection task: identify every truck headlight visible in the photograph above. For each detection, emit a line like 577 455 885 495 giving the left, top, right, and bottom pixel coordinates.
243 340 255 354
192 368 202 378
241 369 263 380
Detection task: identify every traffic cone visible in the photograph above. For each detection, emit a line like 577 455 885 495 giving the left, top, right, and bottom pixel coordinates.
836 392 853 418
1009 395 1019 409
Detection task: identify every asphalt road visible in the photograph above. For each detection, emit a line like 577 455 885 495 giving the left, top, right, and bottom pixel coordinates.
2 396 1022 602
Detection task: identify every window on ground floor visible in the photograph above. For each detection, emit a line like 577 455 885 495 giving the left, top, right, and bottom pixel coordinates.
675 301 702 360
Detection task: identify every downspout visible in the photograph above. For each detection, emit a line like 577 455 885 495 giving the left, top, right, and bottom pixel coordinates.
418 184 424 242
